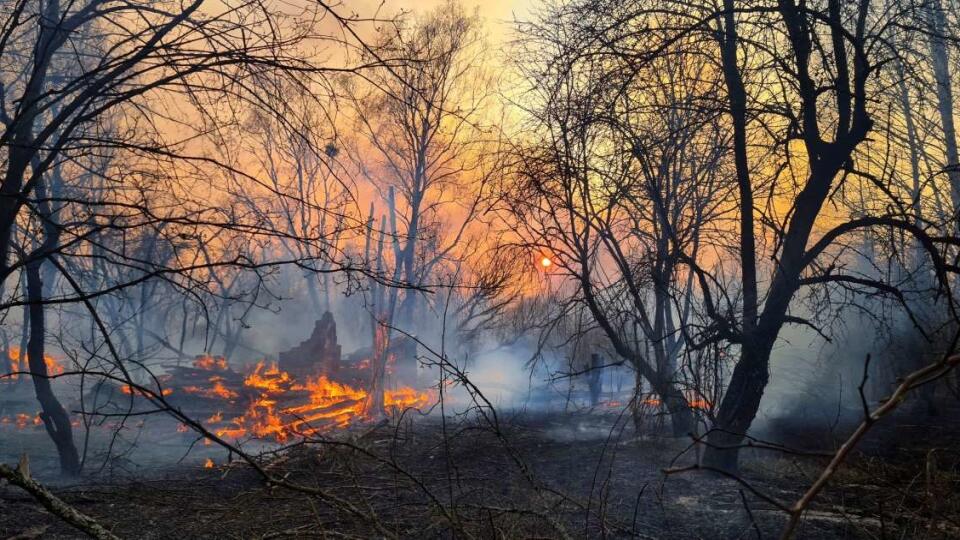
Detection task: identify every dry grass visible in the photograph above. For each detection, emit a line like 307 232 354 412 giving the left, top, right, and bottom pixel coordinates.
2 409 959 539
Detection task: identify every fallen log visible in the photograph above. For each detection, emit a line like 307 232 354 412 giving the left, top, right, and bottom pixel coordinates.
0 455 120 540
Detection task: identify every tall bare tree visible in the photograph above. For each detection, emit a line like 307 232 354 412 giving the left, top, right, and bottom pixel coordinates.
344 1 499 413
506 13 733 435
514 0 960 471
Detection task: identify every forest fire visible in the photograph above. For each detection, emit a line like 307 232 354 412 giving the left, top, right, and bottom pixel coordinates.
6 346 65 380
165 356 433 444
5 1 960 538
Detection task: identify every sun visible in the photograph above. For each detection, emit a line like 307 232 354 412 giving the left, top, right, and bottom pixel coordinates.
540 257 552 268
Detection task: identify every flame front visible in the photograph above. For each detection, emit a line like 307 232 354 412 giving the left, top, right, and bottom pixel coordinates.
6 346 65 380
190 361 433 444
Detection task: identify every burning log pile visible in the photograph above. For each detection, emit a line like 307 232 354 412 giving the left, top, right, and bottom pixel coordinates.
2 315 431 443
114 315 431 443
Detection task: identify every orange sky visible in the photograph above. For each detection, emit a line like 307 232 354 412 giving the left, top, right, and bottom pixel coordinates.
372 0 531 41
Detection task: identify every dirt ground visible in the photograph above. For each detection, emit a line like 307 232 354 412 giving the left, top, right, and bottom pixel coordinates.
1 408 959 539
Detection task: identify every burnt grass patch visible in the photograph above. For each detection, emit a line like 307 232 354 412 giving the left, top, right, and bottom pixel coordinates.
2 409 960 539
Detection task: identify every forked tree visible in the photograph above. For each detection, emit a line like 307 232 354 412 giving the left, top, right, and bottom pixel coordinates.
507 17 733 435
516 0 960 471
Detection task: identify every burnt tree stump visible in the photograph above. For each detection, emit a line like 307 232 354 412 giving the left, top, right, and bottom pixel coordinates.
278 312 342 380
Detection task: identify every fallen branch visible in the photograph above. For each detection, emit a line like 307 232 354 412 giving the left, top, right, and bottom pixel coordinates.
780 352 960 539
0 455 120 540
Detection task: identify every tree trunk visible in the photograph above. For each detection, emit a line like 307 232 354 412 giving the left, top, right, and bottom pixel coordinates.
702 339 773 472
364 323 389 417
26 261 80 476
652 380 695 438
363 214 396 418
927 0 960 217
588 353 603 407
631 368 645 433
16 276 29 386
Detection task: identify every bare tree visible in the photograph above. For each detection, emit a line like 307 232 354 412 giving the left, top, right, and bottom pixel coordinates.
0 0 394 474
511 0 960 471
343 1 500 414
505 13 733 435
346 0 496 333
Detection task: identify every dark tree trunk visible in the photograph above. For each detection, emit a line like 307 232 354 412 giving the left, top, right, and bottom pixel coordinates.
701 340 772 472
26 260 80 476
588 354 603 407
631 368 645 433
16 276 29 386
658 382 696 438
364 323 389 417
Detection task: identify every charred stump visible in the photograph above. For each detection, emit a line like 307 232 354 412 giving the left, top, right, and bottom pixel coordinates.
278 312 341 380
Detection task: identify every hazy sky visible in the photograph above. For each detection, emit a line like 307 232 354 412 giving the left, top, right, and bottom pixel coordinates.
375 0 533 41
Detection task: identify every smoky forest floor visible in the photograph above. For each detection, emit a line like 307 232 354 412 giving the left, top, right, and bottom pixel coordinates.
2 407 960 539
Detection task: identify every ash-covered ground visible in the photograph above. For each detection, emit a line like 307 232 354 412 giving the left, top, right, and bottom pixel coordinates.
3 406 959 539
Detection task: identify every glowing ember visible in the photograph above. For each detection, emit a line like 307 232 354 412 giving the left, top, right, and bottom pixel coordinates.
204 458 215 469
120 385 173 397
633 395 712 410
688 399 712 410
243 361 292 392
183 377 239 400
193 355 229 371
155 357 432 444
385 387 433 409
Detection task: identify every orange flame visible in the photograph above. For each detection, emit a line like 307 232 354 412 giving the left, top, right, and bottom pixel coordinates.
201 361 433 443
182 376 239 401
5 347 65 380
120 385 173 397
688 398 712 410
243 361 292 392
193 355 229 371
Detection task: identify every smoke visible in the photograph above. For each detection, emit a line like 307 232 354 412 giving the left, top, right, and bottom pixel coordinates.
435 345 549 411
753 291 953 448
